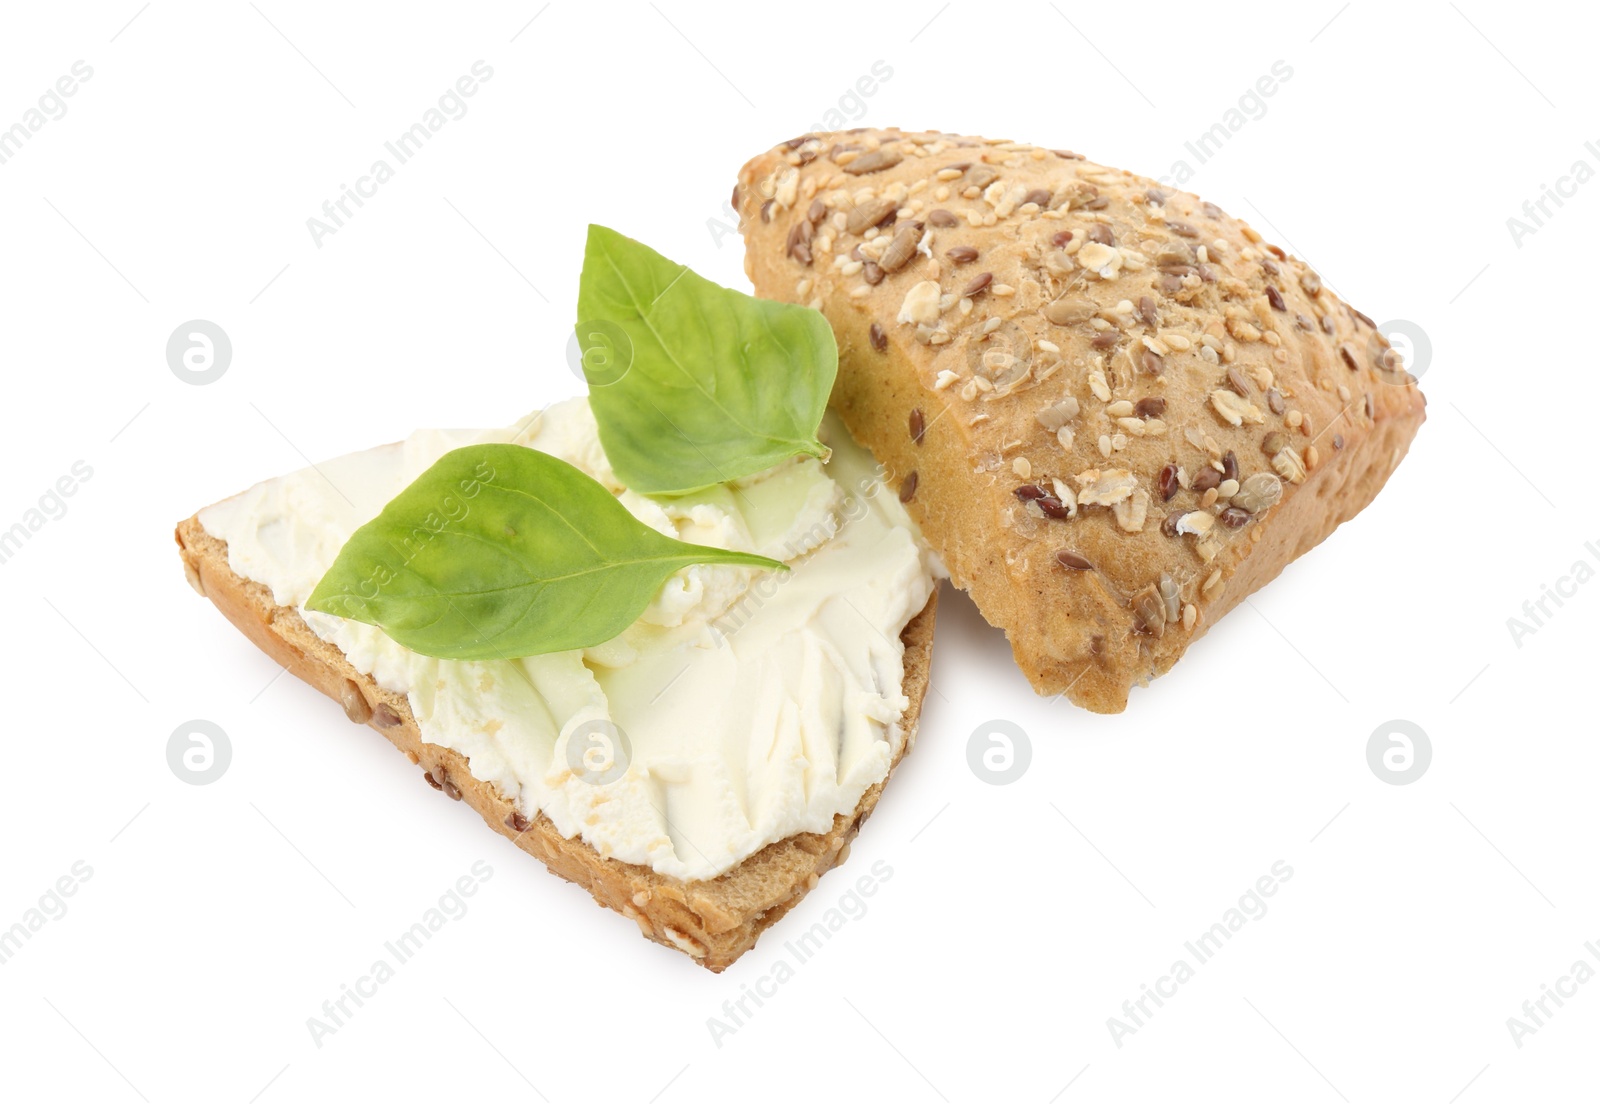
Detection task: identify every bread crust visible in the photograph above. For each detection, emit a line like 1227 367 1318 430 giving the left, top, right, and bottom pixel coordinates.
175 517 936 972
737 128 1425 712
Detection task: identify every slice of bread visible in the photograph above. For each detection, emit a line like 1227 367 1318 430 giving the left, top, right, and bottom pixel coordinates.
737 128 1426 712
174 517 936 972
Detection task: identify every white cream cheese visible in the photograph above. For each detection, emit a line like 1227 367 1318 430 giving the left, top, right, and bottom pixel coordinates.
200 400 937 881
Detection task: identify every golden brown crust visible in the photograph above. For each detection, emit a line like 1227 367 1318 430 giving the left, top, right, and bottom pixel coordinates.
175 517 935 972
737 128 1425 712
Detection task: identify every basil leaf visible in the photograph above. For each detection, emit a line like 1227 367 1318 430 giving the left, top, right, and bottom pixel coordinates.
305 443 784 660
576 224 838 495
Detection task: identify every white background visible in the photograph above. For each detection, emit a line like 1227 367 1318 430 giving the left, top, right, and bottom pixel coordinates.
1 1 1594 1102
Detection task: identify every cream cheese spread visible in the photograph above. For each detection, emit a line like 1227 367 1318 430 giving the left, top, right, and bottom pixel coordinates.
199 400 937 881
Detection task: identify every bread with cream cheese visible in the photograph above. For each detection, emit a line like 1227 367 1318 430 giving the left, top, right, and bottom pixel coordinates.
174 517 935 971
736 128 1425 712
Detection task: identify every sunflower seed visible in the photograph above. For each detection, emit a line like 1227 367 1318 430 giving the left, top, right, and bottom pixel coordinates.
786 221 813 266
845 197 897 234
1159 573 1181 622
1232 472 1282 512
1132 585 1166 637
879 224 921 272
1272 447 1307 484
1043 297 1095 325
967 165 1000 189
845 146 903 175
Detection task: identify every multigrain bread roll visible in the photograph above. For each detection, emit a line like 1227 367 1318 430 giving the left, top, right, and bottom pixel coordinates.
737 128 1425 713
174 519 936 972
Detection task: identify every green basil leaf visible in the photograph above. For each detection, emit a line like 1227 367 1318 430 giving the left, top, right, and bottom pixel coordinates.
576 224 838 495
305 443 784 660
